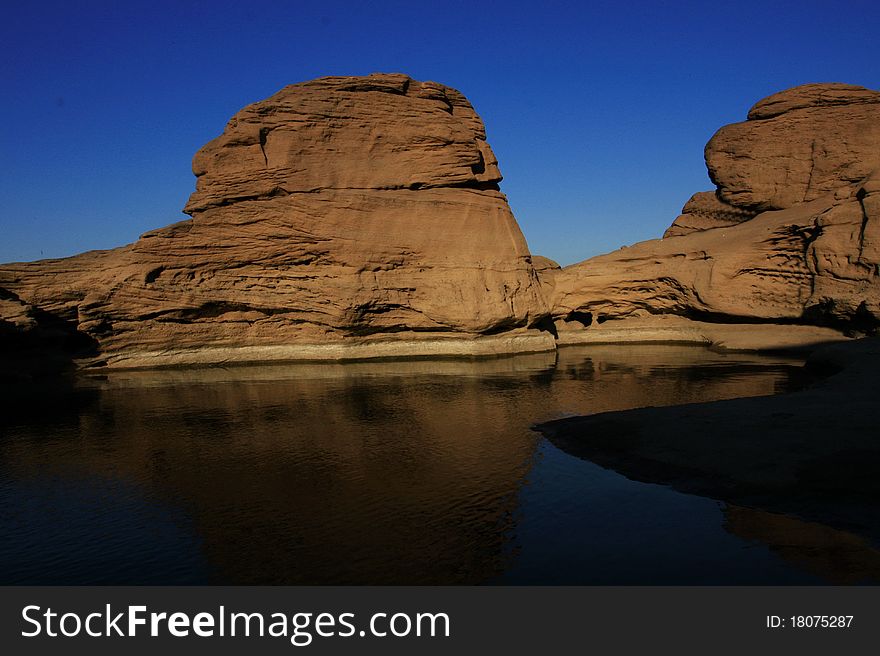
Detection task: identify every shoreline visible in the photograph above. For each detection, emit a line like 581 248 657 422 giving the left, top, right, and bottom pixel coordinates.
82 329 558 371
81 315 853 370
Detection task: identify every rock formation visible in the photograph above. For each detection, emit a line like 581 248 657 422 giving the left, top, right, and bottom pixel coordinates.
0 74 553 369
551 83 880 341
2 79 878 371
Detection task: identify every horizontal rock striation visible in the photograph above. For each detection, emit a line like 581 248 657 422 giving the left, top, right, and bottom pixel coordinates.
552 83 880 337
1 74 552 369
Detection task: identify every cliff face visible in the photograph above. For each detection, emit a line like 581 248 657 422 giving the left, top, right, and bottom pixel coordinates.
551 83 880 333
0 74 552 368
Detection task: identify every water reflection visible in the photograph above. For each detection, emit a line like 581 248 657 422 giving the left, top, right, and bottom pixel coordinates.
723 505 880 585
0 345 852 584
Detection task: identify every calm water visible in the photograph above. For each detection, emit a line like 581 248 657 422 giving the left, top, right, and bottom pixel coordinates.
2 344 879 585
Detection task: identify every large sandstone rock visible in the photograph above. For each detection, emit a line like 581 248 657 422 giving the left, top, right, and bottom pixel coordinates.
553 83 880 335
0 74 552 368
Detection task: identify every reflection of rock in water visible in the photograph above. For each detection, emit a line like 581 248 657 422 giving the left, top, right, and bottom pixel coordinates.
1 345 805 584
85 378 544 584
6 355 562 584
723 505 880 585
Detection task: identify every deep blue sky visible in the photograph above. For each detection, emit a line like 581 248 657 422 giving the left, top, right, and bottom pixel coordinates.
2 1 879 266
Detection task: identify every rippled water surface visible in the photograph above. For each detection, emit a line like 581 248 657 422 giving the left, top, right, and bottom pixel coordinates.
3 344 878 584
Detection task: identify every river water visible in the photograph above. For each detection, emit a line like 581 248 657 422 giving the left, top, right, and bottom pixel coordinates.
2 344 878 584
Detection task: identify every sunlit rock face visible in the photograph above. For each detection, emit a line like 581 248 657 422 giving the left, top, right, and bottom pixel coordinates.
0 74 551 369
552 83 880 331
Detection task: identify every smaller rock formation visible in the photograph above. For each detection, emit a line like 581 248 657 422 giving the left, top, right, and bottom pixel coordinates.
712 83 880 210
551 83 880 340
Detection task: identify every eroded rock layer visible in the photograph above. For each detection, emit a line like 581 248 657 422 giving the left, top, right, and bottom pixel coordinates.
0 74 551 368
663 191 758 238
552 83 880 336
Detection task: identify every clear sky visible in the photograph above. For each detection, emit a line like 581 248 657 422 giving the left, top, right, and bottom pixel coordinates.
2 0 879 266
